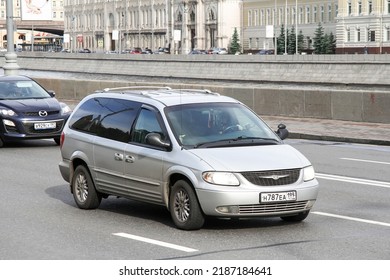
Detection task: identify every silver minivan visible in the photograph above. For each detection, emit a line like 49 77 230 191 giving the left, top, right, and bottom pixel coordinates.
59 87 319 230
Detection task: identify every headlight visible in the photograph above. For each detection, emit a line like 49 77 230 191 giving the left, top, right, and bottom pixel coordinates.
303 166 315 182
0 109 17 117
202 172 240 186
60 103 72 115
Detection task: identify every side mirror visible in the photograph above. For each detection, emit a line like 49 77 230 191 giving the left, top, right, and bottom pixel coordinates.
276 123 289 140
48 90 56 97
145 133 171 150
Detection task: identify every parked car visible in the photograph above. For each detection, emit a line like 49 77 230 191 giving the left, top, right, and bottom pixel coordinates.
188 49 207 55
257 49 274 55
129 47 142 54
78 48 91 53
59 87 319 230
154 47 170 54
0 75 72 147
210 47 228 54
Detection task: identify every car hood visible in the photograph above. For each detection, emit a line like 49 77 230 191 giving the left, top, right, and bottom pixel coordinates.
0 98 60 112
188 144 311 172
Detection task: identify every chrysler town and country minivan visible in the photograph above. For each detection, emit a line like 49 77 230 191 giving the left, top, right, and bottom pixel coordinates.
59 87 319 230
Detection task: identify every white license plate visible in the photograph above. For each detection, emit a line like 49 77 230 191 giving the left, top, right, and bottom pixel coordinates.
34 122 56 130
260 191 297 203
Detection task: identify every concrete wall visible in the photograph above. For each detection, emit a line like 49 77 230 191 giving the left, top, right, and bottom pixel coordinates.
1 52 390 123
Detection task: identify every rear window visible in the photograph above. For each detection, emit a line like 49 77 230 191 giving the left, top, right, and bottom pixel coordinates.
69 97 141 142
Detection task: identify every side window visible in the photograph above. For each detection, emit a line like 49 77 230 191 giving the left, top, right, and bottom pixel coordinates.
70 97 141 143
97 98 141 142
69 98 105 134
130 108 164 144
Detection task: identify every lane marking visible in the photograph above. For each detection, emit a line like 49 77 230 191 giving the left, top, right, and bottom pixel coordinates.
341 157 390 165
112 232 198 252
315 173 390 189
313 212 390 228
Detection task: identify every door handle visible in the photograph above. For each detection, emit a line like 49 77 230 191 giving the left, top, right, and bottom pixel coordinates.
114 153 124 161
125 155 135 163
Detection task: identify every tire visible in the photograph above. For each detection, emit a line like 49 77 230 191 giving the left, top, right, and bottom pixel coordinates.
0 137 4 148
71 165 101 209
281 210 310 222
169 180 205 230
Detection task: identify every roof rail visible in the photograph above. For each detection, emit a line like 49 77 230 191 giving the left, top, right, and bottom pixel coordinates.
178 89 220 96
100 86 172 92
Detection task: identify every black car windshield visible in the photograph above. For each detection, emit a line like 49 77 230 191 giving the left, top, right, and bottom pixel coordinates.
0 80 51 100
165 102 280 148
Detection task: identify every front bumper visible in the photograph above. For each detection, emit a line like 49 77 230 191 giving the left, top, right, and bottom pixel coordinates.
196 180 319 217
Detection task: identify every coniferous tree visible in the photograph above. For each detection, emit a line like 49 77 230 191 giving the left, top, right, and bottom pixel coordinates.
277 24 286 54
288 26 296 54
230 27 241 54
313 22 325 54
297 30 304 53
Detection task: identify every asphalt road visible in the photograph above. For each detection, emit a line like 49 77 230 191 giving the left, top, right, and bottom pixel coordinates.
0 138 389 260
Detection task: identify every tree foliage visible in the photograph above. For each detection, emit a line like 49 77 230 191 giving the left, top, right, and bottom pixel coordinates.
230 27 241 54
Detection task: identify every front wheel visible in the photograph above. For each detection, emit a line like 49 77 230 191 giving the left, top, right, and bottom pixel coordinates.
281 210 310 222
71 165 101 209
169 180 205 230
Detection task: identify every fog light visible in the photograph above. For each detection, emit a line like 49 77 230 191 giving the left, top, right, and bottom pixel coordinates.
216 206 240 214
3 119 15 127
306 200 316 209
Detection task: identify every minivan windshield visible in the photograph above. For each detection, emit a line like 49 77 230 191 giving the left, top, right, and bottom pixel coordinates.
165 102 280 148
0 81 51 100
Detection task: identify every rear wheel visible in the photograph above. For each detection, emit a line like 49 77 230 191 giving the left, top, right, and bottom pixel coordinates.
281 210 310 222
169 180 205 230
71 165 101 209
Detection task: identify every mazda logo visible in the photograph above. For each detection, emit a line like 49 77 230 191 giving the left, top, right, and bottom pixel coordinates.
38 110 48 117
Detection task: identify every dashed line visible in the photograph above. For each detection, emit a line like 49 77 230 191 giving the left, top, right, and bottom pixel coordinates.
313 212 390 227
113 232 198 252
315 173 390 189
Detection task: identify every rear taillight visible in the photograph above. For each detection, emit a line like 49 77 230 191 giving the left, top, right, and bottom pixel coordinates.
60 132 65 148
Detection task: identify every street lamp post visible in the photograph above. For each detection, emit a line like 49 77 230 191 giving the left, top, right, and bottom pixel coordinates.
3 0 20 75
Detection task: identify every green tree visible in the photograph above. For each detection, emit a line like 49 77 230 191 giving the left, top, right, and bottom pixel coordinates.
297 30 304 53
287 26 297 54
229 27 241 54
313 22 325 54
277 24 286 54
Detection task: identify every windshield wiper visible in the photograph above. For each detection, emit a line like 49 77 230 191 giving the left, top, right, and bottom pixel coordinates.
194 136 279 148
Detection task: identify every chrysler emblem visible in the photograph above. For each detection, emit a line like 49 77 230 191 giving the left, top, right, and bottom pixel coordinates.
38 110 48 117
260 174 290 181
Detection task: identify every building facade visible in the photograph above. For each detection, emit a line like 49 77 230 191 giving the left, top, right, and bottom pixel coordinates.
63 0 243 54
243 0 339 54
0 0 64 50
336 0 390 54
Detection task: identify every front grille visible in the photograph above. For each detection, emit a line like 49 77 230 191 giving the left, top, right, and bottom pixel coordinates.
22 119 65 135
241 168 301 186
239 201 308 215
24 110 60 117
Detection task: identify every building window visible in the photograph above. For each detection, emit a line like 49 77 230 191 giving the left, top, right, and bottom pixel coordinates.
358 1 362 15
388 0 390 14
254 10 259 26
260 9 264 26
299 7 303 24
248 10 252 27
320 6 324 22
306 6 310 24
313 6 317 22
348 1 352 16
347 30 351 42
357 29 361 42
368 1 372 14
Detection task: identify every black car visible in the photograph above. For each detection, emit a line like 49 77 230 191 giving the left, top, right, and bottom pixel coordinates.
0 75 72 147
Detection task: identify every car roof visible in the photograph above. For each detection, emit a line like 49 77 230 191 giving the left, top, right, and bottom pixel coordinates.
0 75 33 82
92 87 239 107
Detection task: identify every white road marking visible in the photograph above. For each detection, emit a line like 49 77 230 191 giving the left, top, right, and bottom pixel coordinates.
341 157 390 165
313 212 390 227
112 232 198 252
315 173 390 189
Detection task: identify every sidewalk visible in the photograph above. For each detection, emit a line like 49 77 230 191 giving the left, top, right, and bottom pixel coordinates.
62 99 390 146
262 115 390 146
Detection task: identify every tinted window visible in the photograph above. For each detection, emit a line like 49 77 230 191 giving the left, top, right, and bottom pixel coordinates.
130 108 164 144
70 97 141 142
